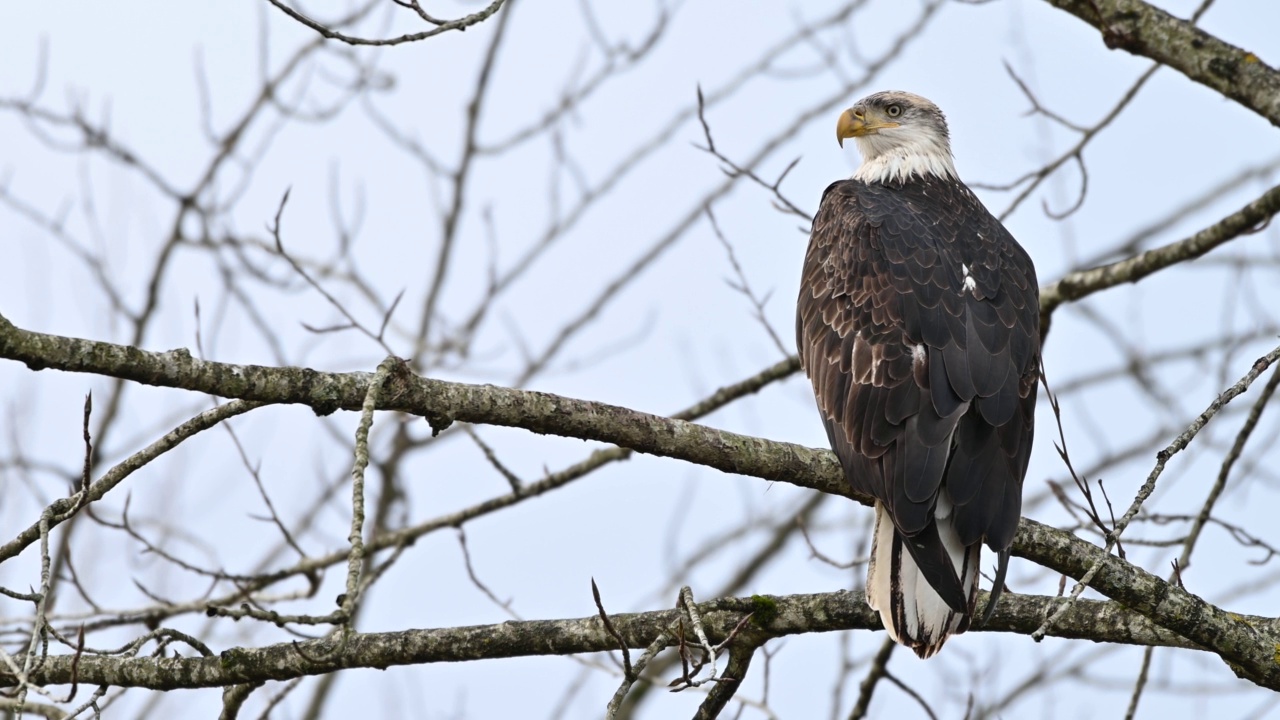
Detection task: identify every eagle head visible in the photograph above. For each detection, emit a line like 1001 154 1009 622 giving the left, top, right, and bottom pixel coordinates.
836 91 957 183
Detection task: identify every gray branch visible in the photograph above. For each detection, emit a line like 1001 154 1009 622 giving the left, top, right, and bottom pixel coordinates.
4 313 1280 688
1040 0 1280 128
264 0 508 47
1040 181 1280 332
0 590 1223 691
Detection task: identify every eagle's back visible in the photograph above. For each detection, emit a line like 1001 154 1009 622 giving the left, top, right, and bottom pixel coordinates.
797 175 1039 656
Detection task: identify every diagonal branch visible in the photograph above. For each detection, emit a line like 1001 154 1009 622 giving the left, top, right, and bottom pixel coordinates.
0 312 850 520
1039 0 1280 128
6 313 1280 687
1040 181 1280 332
0 399 264 565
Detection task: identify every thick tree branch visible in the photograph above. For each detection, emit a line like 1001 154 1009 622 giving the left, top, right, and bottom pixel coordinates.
1040 181 1280 331
0 313 850 513
1040 0 1280 128
1014 517 1280 689
0 591 1219 691
4 313 1280 687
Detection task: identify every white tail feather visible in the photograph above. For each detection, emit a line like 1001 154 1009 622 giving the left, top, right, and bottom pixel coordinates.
865 500 979 658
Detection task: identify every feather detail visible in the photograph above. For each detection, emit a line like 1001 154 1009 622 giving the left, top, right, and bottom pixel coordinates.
798 92 1039 659
866 500 979 659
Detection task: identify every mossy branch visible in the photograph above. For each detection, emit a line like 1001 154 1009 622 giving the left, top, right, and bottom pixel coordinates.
3 313 1280 688
1041 0 1280 128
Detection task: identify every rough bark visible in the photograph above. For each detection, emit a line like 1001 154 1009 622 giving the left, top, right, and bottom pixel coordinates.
0 591 1219 690
1041 0 1280 128
4 312 1280 689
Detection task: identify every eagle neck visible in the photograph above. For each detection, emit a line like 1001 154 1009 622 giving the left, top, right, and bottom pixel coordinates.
851 129 958 185
852 149 958 185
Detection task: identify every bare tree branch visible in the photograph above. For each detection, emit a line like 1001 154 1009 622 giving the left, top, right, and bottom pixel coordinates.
0 590 1222 691
264 0 507 47
5 314 1280 687
1040 0 1280 128
1040 181 1280 332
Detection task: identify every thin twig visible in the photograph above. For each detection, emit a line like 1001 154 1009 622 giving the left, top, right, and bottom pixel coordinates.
1033 343 1280 639
592 579 633 679
264 0 507 47
1180 361 1280 569
1123 646 1154 720
606 631 671 719
341 356 401 625
847 637 895 720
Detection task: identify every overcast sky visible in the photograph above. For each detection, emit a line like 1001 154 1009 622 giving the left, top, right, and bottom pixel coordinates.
3 1 1280 717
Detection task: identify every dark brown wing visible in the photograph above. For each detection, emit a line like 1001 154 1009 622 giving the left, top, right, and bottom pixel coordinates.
796 177 1039 610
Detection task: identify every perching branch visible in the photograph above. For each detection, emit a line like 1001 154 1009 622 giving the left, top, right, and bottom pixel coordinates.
0 590 1224 691
5 312 1280 687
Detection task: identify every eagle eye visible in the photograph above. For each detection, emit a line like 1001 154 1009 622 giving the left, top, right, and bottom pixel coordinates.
885 104 902 118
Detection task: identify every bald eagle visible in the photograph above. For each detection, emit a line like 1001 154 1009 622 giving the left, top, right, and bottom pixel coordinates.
796 91 1039 658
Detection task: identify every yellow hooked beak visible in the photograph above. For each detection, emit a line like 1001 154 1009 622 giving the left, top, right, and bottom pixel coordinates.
836 108 900 147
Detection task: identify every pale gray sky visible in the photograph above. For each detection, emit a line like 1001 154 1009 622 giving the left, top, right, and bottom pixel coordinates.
3 0 1280 717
